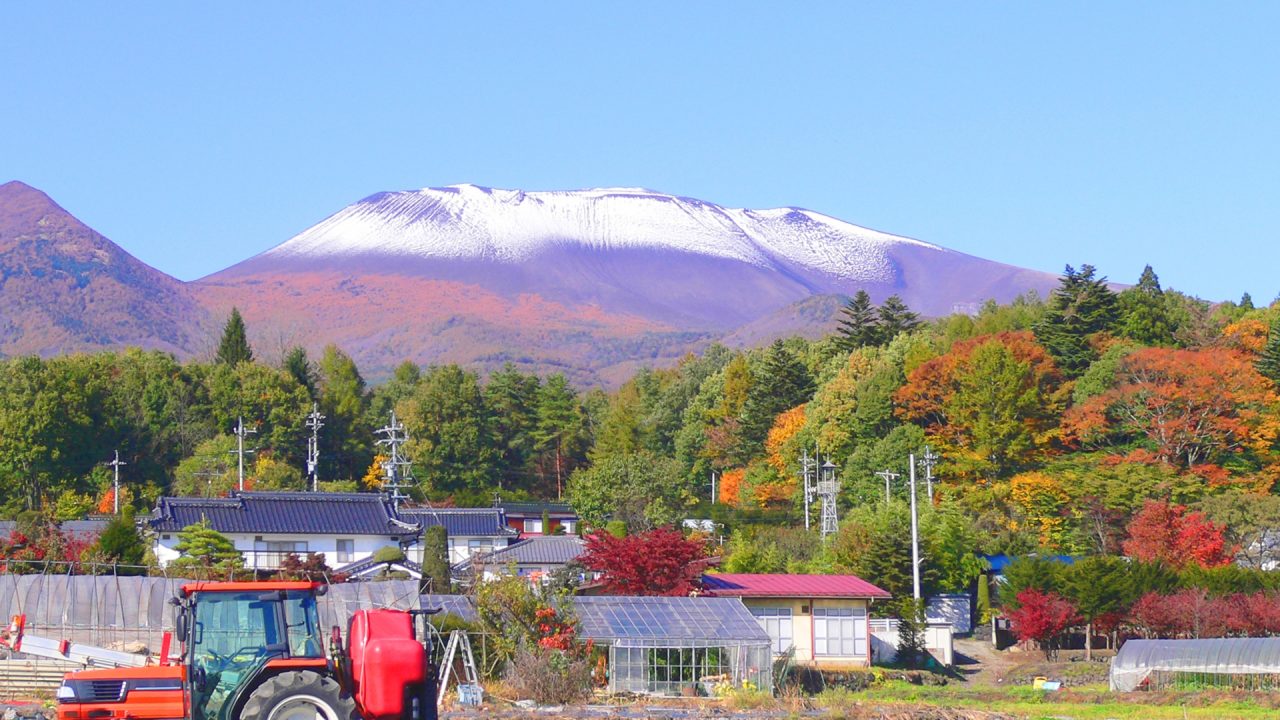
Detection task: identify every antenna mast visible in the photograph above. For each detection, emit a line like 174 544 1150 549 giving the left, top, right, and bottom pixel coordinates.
799 449 817 531
375 410 414 508
305 403 325 491
817 458 840 537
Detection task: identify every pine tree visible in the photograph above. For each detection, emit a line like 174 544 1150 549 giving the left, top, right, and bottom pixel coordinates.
877 295 921 341
1241 292 1255 311
170 519 243 572
739 340 815 448
835 290 880 350
1033 264 1119 378
1258 318 1280 384
419 525 451 595
283 347 317 399
215 308 254 366
1118 265 1174 346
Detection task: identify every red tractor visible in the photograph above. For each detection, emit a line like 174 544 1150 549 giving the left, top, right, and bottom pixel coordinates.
51 581 438 720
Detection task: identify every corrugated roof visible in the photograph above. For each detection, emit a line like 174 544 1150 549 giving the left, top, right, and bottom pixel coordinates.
400 507 518 537
574 596 770 644
478 536 585 565
702 573 891 599
149 492 419 536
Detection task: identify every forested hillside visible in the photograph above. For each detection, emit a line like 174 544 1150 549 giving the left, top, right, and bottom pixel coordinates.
3 263 1279 598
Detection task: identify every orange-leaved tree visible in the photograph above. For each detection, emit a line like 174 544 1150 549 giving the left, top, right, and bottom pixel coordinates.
1063 347 1280 481
895 331 1066 480
1122 500 1235 568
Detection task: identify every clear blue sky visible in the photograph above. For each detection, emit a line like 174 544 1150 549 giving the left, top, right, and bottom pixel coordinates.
2 3 1276 300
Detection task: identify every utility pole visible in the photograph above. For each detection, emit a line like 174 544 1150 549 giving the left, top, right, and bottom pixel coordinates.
105 451 127 514
909 453 921 600
232 416 257 492
305 403 325 491
709 471 718 505
817 458 840 537
375 410 413 509
798 449 818 531
875 469 899 505
921 446 939 503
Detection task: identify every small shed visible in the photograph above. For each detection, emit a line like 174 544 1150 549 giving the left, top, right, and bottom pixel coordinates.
1112 638 1280 692
574 596 772 696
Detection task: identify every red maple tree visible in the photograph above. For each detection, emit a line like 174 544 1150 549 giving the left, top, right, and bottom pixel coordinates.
579 526 708 596
1122 500 1235 568
1006 588 1081 660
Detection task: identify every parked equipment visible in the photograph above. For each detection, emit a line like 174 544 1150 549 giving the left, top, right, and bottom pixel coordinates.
47 580 438 720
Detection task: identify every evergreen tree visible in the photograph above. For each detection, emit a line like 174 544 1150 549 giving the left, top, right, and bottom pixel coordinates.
1118 265 1173 346
738 340 815 448
283 347 318 399
876 294 921 341
1033 264 1119 378
1258 318 1280 384
533 374 583 499
94 507 146 573
485 364 542 490
835 290 880 350
1241 292 1255 311
318 346 370 482
170 519 243 574
214 308 254 366
419 525 451 595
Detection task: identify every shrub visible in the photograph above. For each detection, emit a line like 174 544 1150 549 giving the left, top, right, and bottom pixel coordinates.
1007 588 1080 660
502 644 592 705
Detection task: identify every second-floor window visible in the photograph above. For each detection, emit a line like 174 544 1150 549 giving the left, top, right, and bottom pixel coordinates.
526 519 544 534
467 539 495 556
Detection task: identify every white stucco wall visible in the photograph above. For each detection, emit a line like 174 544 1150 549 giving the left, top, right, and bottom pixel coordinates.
152 532 403 569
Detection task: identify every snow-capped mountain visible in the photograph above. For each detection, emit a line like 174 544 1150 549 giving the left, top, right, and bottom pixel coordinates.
211 184 1059 332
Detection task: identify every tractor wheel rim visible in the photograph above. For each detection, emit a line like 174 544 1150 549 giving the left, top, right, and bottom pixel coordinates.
266 694 340 720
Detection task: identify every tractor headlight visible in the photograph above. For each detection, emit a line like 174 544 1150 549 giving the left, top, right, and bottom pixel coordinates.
56 683 78 702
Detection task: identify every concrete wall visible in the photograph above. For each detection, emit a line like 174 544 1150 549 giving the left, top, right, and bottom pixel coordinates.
869 619 954 666
152 533 400 568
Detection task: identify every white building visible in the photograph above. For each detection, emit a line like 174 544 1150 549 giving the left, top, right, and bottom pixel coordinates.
149 492 420 574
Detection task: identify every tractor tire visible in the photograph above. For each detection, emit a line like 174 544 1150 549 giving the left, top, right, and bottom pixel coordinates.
239 670 357 720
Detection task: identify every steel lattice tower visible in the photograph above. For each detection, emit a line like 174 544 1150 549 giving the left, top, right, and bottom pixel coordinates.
375 410 414 508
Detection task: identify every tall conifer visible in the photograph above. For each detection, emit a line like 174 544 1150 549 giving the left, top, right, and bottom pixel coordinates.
835 290 880 350
1258 318 1280 384
215 308 254 366
1034 264 1119 378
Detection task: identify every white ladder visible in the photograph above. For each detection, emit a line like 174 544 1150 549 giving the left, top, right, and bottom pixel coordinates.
436 629 479 702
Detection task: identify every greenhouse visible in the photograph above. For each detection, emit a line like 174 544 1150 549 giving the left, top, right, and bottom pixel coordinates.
574 596 773 696
1111 638 1280 692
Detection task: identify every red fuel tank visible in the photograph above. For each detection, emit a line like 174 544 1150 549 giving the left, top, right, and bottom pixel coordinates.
347 609 427 720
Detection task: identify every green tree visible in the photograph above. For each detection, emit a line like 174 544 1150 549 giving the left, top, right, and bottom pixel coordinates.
534 374 585 499
173 435 238 496
318 345 371 482
1000 556 1065 609
876 295 921 342
419 526 451 594
894 598 928 668
485 364 542 490
835 290 880 350
1257 317 1280 384
283 347 318 399
368 361 421 422
1117 265 1174 345
566 451 690 532
399 364 498 499
1033 264 1119 377
1062 556 1128 659
739 341 814 450
95 507 147 573
214 308 254 366
945 340 1044 473
169 519 243 574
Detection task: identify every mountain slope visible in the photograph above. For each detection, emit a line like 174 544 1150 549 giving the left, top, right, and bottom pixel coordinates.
213 184 1059 327
0 181 206 356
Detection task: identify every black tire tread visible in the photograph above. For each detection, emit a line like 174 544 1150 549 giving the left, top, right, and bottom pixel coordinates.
239 670 357 720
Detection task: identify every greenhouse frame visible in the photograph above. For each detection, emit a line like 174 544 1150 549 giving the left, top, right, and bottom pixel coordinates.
1111 638 1280 692
574 596 773 696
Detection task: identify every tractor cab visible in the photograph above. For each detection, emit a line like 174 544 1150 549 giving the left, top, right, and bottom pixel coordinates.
56 580 436 720
178 582 328 720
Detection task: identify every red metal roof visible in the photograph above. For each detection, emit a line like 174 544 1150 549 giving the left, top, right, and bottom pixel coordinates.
701 573 891 599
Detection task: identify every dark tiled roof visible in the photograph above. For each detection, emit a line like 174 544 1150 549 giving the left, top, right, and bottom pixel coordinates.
149 492 420 536
478 536 585 565
336 556 424 580
400 507 518 537
498 502 576 517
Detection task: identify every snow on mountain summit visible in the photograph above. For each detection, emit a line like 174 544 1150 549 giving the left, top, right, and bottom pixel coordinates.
260 185 939 282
